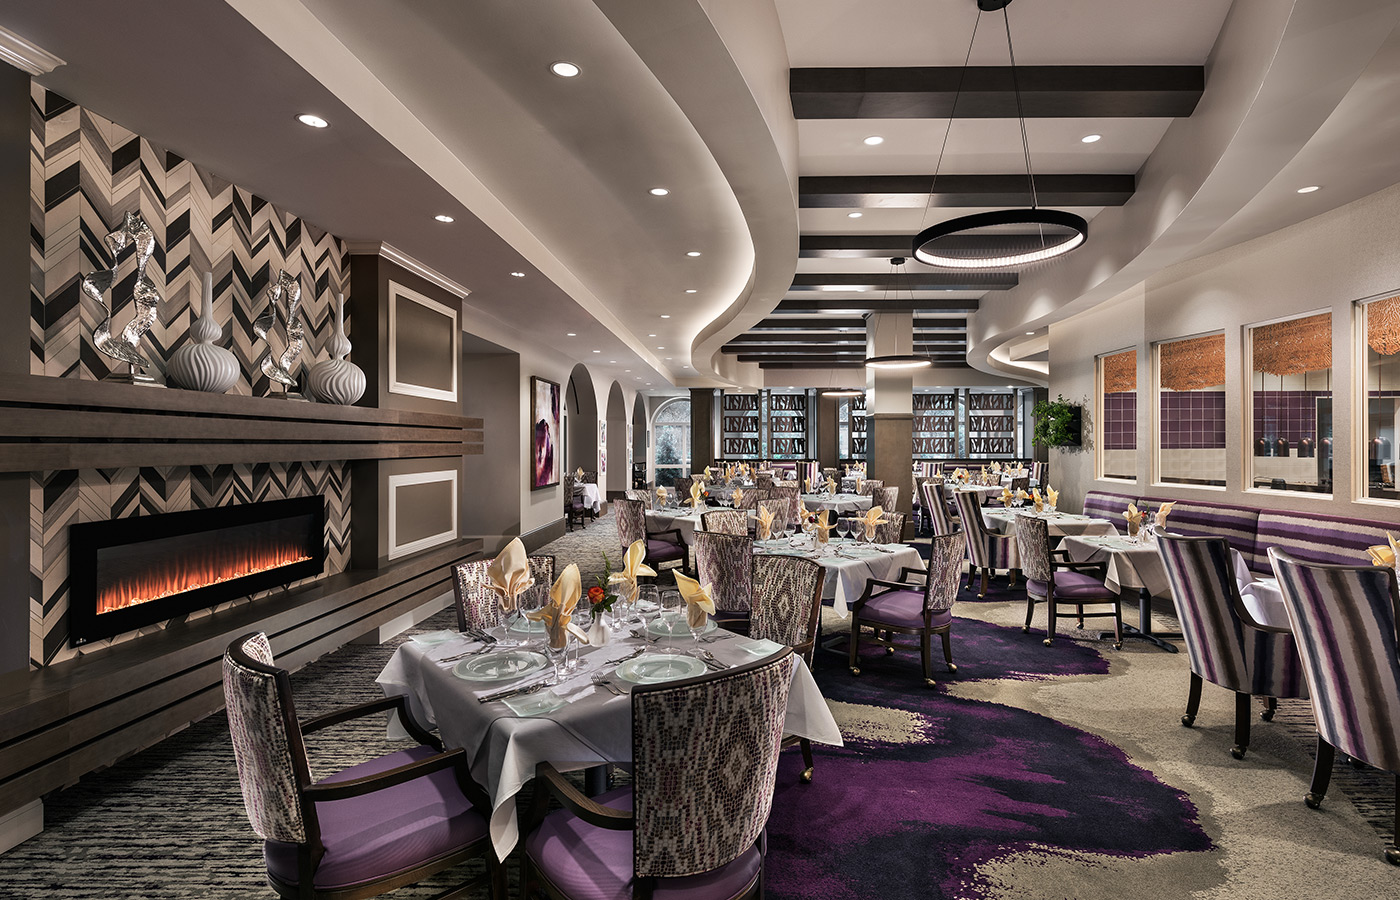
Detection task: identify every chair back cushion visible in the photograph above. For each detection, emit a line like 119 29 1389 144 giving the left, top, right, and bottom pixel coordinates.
222 633 308 843
625 489 653 509
1270 550 1400 770
631 650 797 878
700 509 748 536
738 489 767 511
926 481 958 535
750 555 825 653
1032 462 1047 486
874 486 898 512
694 531 754 613
1009 476 1030 494
925 533 966 614
758 499 790 533
768 485 801 525
858 480 884 496
1015 515 1054 585
1081 490 1139 522
1255 510 1398 575
873 511 905 544
615 498 647 547
452 560 500 631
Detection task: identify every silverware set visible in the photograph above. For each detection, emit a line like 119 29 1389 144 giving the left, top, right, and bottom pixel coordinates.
434 629 498 664
688 648 730 671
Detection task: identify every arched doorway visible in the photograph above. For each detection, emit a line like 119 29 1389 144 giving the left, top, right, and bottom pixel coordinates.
565 364 597 476
606 382 628 497
632 393 647 485
651 397 691 489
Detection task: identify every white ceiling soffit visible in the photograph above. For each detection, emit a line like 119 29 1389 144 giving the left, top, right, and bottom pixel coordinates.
967 0 1400 383
231 0 787 389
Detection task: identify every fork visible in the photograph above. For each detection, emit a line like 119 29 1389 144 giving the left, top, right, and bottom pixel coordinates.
688 648 730 670
591 673 623 695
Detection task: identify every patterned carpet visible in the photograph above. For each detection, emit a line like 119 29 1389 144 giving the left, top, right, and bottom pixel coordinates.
0 510 1394 898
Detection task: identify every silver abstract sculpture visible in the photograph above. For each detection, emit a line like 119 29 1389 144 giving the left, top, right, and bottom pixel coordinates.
167 271 240 393
254 269 306 398
308 292 366 405
80 211 162 384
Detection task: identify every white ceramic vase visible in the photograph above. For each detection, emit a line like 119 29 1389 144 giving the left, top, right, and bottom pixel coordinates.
308 292 366 405
168 272 239 393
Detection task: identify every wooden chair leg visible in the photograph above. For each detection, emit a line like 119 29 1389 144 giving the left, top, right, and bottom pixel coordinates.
1261 696 1278 721
1231 691 1251 759
848 616 861 675
799 738 814 784
1181 671 1203 727
1112 601 1123 650
1043 597 1057 646
1023 596 1035 634
979 567 989 599
1387 776 1400 865
920 630 933 686
939 628 956 674
1305 734 1335 809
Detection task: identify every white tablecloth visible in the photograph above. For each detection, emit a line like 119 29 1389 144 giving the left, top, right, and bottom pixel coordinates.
645 507 753 543
942 484 1005 504
377 630 842 860
1061 534 1170 597
574 482 601 513
1230 549 1290 629
801 493 873 515
983 509 1117 538
756 538 925 617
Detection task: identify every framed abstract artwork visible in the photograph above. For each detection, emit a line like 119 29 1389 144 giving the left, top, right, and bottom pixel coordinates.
531 376 561 489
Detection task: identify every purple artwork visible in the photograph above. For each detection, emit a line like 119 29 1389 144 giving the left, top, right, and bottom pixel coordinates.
531 376 560 489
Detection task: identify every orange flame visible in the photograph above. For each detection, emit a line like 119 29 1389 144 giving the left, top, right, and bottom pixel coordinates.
96 543 312 615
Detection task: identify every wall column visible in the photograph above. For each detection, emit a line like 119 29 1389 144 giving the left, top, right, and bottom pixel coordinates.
866 312 915 538
689 388 715 473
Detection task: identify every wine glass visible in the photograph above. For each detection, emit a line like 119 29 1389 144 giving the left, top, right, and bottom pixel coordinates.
659 587 683 664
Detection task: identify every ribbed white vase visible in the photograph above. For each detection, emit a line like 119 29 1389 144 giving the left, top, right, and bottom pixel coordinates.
168 272 240 393
308 292 366 405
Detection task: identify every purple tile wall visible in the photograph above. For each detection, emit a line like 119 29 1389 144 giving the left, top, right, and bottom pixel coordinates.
1103 392 1136 450
1252 390 1328 445
1160 390 1226 449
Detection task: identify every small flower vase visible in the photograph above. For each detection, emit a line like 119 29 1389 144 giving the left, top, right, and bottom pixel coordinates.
588 611 611 647
308 292 366 405
168 272 240 393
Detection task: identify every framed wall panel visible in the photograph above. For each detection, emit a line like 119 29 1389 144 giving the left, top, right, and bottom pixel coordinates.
532 376 562 488
387 469 459 559
388 281 459 403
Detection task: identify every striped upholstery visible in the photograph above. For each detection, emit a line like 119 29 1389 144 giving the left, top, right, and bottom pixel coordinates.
1269 551 1400 773
953 489 1017 570
1254 511 1399 576
694 531 754 614
700 509 748 536
922 479 959 535
1158 536 1307 699
1032 462 1047 486
1082 490 1140 522
1148 500 1260 566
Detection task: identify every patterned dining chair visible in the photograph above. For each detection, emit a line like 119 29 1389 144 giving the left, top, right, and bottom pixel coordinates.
1009 476 1031 494
872 511 906 544
755 473 775 490
737 488 767 511
858 479 884 497
524 649 797 899
452 556 555 631
953 489 1017 598
615 497 688 577
922 479 959 536
700 509 748 536
874 486 899 514
562 474 589 532
222 633 501 900
694 530 754 633
849 532 964 686
758 499 790 535
768 484 801 527
1155 536 1308 760
748 554 825 784
624 488 653 509
1268 550 1400 865
1016 516 1121 648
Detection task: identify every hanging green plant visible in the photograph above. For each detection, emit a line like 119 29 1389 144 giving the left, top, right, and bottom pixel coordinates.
1032 395 1082 448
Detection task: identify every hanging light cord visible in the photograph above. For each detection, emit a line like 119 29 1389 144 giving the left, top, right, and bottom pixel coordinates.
1002 6 1037 210
919 12 982 235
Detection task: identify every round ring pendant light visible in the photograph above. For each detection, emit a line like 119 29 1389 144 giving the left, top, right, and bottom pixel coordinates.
910 0 1088 270
865 256 933 370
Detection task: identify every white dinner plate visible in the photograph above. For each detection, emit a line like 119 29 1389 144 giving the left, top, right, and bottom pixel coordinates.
647 614 718 637
502 691 568 717
613 653 708 684
452 649 548 682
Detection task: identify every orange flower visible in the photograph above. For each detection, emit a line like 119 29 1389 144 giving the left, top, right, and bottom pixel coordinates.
587 585 605 604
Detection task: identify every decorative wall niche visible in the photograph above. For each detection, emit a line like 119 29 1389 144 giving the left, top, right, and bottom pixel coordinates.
387 469 460 559
388 281 459 403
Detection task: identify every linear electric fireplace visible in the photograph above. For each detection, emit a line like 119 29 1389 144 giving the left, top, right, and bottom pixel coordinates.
68 496 326 646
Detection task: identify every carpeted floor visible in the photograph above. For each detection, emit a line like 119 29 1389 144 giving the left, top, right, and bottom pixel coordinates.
1 510 1395 899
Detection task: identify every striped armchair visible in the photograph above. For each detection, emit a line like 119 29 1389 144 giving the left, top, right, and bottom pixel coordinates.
953 489 1017 598
1157 536 1308 760
1269 550 1400 865
923 480 960 536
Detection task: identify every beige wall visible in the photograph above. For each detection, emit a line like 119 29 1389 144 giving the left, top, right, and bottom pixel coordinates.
1049 179 1400 526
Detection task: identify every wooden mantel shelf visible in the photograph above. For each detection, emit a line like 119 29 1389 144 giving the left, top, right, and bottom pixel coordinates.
0 374 482 470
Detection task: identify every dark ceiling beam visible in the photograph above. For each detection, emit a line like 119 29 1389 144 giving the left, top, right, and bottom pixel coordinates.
789 66 1204 119
798 174 1134 208
722 334 966 347
779 292 994 308
748 317 969 331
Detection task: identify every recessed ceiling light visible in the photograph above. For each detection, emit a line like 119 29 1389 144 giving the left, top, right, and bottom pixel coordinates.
550 61 581 77
648 333 657 337
649 187 669 196
646 382 652 385
1297 185 1320 193
657 346 665 350
665 357 672 360
1080 134 1102 144
510 271 526 277
863 135 884 146
625 369 631 372
660 314 671 319
566 332 576 337
686 251 701 257
685 289 697 293
434 214 454 223
1025 331 1035 335
848 212 863 219
609 360 616 363
592 350 600 353
297 114 328 128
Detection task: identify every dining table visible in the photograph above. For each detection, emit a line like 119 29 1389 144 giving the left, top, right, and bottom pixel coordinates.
377 620 843 860
644 505 750 543
942 483 1006 504
1230 548 1291 629
573 481 602 514
982 507 1117 538
801 492 873 515
1059 533 1182 652
755 536 926 617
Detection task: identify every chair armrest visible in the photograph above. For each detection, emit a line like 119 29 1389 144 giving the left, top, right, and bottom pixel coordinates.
1052 560 1107 574
897 567 929 583
302 695 442 750
851 578 920 614
530 762 634 832
305 747 468 802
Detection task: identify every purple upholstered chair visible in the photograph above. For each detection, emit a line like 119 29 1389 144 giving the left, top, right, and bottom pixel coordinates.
694 530 754 633
563 474 589 532
452 555 555 631
700 509 748 536
751 554 826 783
1156 536 1308 760
923 480 960 536
849 531 963 686
524 649 798 900
1016 515 1122 648
1269 550 1400 865
871 511 906 544
616 497 688 578
767 485 801 527
222 633 500 900
954 489 1017 598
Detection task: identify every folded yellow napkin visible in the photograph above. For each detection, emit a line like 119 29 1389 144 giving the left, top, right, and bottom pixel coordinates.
1154 501 1176 529
1032 489 1044 513
862 505 888 540
1365 532 1400 567
798 500 810 524
607 540 656 607
704 466 712 480
485 537 534 613
804 477 814 492
575 467 584 480
990 461 1002 474
526 563 589 649
673 571 717 629
757 504 775 540
1047 486 1059 508
732 488 744 506
656 486 667 502
1124 502 1144 535
687 481 703 507
855 476 864 495
815 509 833 543
1001 487 1014 508
825 476 838 494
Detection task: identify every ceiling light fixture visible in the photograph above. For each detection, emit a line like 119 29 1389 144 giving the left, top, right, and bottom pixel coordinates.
297 114 328 128
660 314 671 319
592 350 600 353
912 0 1087 270
822 388 864 397
1080 133 1102 143
1297 185 1320 194
863 135 885 146
649 187 669 196
1025 331 1035 335
848 212 863 219
550 61 581 77
686 251 701 257
510 271 526 277
685 289 697 293
566 332 576 336
865 256 932 370
434 214 454 223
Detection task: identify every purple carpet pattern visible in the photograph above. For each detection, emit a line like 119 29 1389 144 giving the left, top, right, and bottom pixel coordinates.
775 617 1211 899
